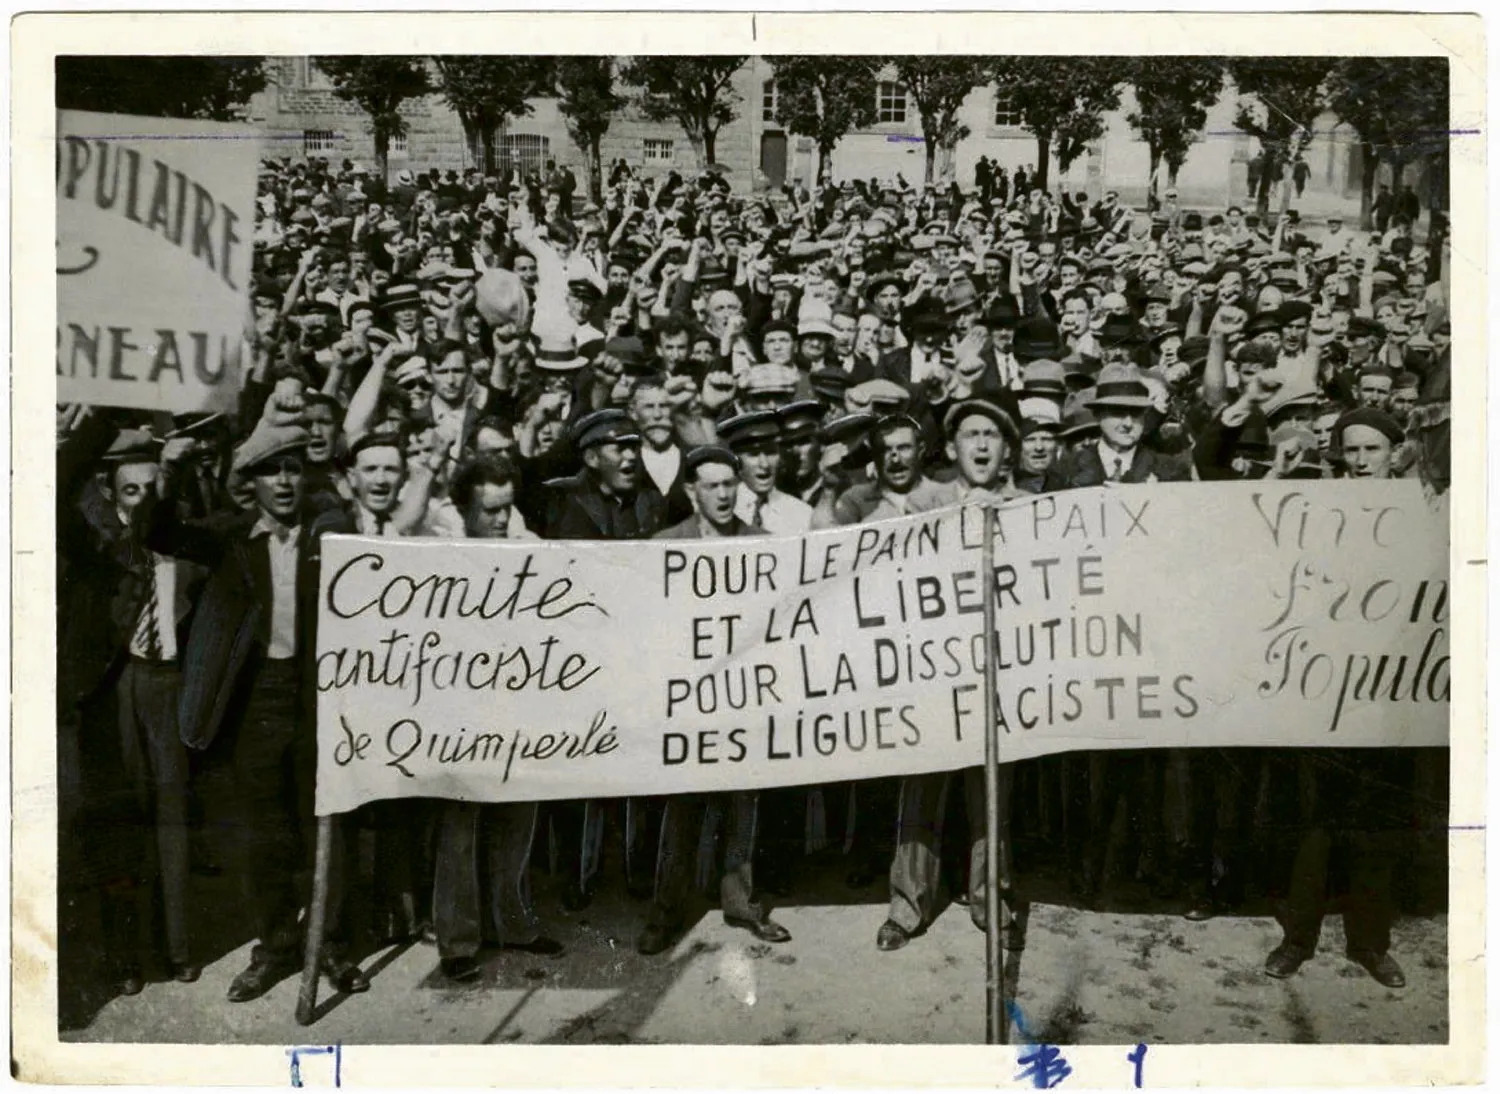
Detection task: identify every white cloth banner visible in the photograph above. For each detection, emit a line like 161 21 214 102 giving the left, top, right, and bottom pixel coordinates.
57 110 258 412
315 481 1449 815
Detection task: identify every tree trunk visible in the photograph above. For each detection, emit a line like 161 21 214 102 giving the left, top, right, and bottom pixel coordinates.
703 126 718 167
480 128 497 176
923 138 937 185
1147 143 1161 199
375 129 390 189
1358 140 1378 230
586 135 603 204
818 140 834 186
1167 160 1181 188
1033 129 1051 191
1254 151 1274 217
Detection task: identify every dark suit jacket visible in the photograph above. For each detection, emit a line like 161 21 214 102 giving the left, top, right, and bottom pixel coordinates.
1043 442 1193 492
147 490 347 750
544 473 669 541
655 515 765 540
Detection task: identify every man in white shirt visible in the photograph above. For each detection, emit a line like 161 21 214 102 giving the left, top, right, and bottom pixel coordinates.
149 424 368 1003
719 411 813 535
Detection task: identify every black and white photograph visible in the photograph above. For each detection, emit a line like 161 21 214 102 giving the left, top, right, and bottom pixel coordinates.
17 10 1485 1086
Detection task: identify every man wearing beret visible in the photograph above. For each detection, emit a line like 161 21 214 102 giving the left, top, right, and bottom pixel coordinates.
637 446 792 955
1265 409 1409 989
146 420 367 1002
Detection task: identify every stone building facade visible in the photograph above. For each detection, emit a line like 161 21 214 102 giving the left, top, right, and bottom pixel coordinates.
247 57 1433 216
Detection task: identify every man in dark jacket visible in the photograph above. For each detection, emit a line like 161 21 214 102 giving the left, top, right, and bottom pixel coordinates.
544 409 669 909
636 445 792 955
147 421 367 1003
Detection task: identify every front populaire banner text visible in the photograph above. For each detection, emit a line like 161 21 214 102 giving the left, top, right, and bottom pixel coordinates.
314 482 1450 816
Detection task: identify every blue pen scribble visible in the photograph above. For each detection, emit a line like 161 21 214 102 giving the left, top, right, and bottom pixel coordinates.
287 1044 341 1088
1006 1001 1073 1089
1127 1042 1148 1088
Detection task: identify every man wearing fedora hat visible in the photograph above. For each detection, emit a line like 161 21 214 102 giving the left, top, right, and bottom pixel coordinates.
1044 363 1189 904
145 418 367 1003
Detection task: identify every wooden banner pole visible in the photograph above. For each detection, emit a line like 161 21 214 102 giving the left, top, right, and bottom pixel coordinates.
980 502 1007 1046
295 814 333 1026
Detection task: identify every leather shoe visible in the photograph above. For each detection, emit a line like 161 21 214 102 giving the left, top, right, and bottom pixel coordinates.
118 967 145 996
876 920 912 952
503 936 564 957
1264 942 1311 979
636 923 680 956
416 920 438 946
727 916 791 944
170 962 201 984
1184 901 1219 922
320 955 370 994
227 957 293 1002
1348 949 1406 988
440 956 482 983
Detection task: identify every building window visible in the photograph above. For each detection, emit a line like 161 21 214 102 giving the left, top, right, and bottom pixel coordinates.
388 133 409 159
877 81 907 125
643 138 675 164
762 79 779 124
993 93 1022 128
303 128 338 155
483 132 550 177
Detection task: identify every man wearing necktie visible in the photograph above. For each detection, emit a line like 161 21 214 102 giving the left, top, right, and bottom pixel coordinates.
78 430 205 994
721 411 813 538
1041 363 1190 905
636 445 792 955
718 411 814 896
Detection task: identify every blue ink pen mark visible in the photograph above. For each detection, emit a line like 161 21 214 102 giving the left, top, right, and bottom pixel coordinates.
287 1044 341 1088
1127 1042 1148 1088
1017 1043 1073 1089
1006 1001 1072 1089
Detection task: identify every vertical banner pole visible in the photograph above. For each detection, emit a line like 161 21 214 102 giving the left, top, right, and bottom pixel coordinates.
980 502 1007 1045
295 815 333 1026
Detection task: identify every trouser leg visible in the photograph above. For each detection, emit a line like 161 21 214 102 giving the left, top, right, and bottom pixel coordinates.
755 786 805 887
887 772 950 934
432 802 482 960
1281 826 1332 953
625 797 665 894
719 791 763 924
849 777 900 873
231 685 302 964
649 795 708 930
486 803 541 945
964 765 1019 931
136 667 192 966
1343 827 1396 955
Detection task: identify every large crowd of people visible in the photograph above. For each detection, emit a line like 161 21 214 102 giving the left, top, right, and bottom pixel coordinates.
58 148 1451 1016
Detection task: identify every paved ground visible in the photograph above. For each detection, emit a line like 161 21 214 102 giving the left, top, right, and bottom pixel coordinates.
66 860 1447 1047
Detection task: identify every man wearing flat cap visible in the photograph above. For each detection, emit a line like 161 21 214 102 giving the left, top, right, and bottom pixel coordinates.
637 445 793 956
146 417 367 1003
544 409 668 909
719 411 813 537
876 397 1028 953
